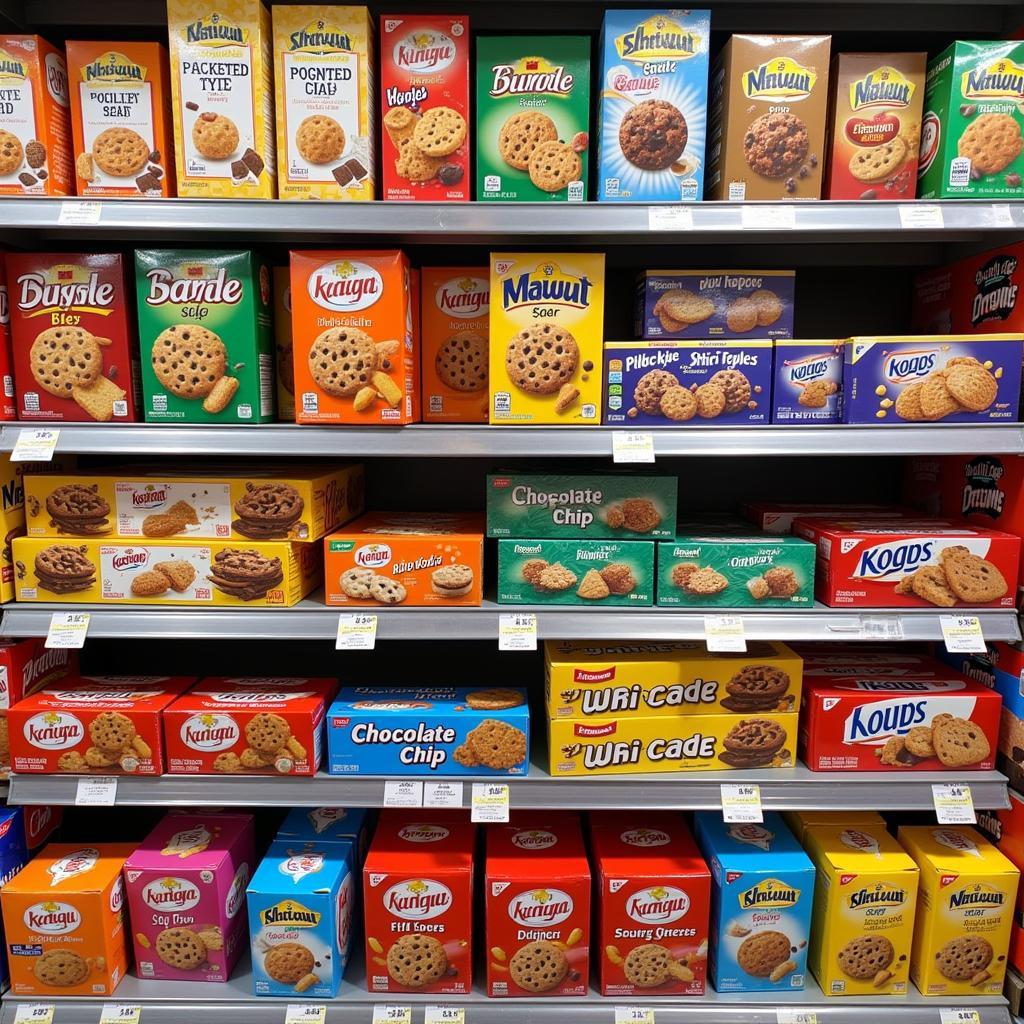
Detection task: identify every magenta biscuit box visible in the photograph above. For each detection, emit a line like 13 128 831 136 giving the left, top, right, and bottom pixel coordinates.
772 340 844 423
123 812 255 983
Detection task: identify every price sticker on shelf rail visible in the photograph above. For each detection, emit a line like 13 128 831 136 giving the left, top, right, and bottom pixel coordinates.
99 1005 141 1024
939 615 986 654
614 1007 655 1024
721 783 763 823
58 200 102 225
939 1010 981 1024
13 1005 54 1024
46 612 90 650
373 1007 411 1024
11 427 60 462
860 616 903 640
704 615 746 652
932 783 976 825
284 1005 326 1024
612 432 655 463
898 204 944 229
425 1007 465 1024
75 776 117 807
776 1011 817 1024
472 782 510 823
741 204 796 230
383 780 423 808
424 781 463 808
336 613 377 650
499 613 537 651
648 206 693 231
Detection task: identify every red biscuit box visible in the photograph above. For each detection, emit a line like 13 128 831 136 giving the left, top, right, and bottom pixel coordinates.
803 653 951 678
800 673 1001 771
978 789 1024 974
486 817 590 997
363 815 475 994
590 812 710 997
163 676 336 777
8 674 194 775
0 259 14 421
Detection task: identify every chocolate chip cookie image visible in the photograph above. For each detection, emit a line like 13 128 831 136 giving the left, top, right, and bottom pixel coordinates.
45 483 111 535
233 482 304 540
33 947 90 987
34 544 96 594
510 939 568 993
744 112 809 179
265 941 315 985
505 324 579 395
719 718 788 768
722 665 791 713
387 934 448 988
935 935 993 981
737 930 792 978
620 99 688 170
623 943 678 987
156 926 208 970
838 935 894 980
499 111 558 171
31 326 104 398
207 548 284 601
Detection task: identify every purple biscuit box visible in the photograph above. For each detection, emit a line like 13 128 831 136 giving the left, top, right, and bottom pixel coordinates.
636 270 795 340
604 340 773 424
772 340 844 423
842 334 1023 424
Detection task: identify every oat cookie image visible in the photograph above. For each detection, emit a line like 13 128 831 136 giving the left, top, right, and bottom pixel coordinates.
660 386 696 421
192 113 239 161
85 746 119 768
528 140 581 193
464 718 527 769
384 106 419 149
945 362 998 411
154 560 196 592
849 137 906 182
387 934 447 988
725 298 759 333
910 565 957 607
904 726 935 758
213 752 241 772
838 935 894 980
764 567 798 598
686 567 728 595
600 563 636 595
750 289 783 327
654 289 714 325
521 559 548 585
132 570 170 597
895 380 927 421
510 940 568 993
578 568 610 599
536 562 577 591
958 112 1022 175
92 126 150 177
941 547 1007 603
395 137 443 182
737 930 792 977
466 688 524 710
695 383 726 418
709 370 751 413
265 941 315 985
932 715 991 767
920 373 961 420
296 115 345 165
619 100 687 170
671 562 699 588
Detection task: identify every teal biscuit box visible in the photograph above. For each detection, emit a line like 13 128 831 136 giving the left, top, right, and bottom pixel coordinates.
247 838 356 997
694 812 814 993
277 807 370 863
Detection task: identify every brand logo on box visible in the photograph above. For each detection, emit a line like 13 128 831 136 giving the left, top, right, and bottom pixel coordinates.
853 538 936 579
844 696 977 743
82 50 145 83
726 823 775 850
25 711 83 749
17 266 115 316
502 261 591 313
849 66 914 110
971 256 1019 328
227 863 249 919
574 667 615 683
143 876 201 911
620 828 670 848
840 829 880 855
260 898 321 928
962 58 1024 100
614 16 701 62
288 20 352 53
22 646 70 692
355 543 391 568
949 882 1005 908
307 260 382 312
511 829 558 850
740 878 799 909
490 56 573 98
398 824 450 843
281 853 324 882
48 848 99 886
131 487 169 509
435 276 488 318
0 48 26 80
181 712 239 751
932 828 982 855
24 900 81 933
847 883 908 909
111 876 124 913
385 879 452 919
508 887 573 926
883 349 939 383
144 266 242 306
743 57 816 101
625 885 690 923
111 548 149 572
394 30 456 72
184 13 249 47
785 354 834 386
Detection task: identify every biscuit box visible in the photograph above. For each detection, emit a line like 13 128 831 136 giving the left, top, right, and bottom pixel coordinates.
327 685 529 776
0 259 15 421
596 9 711 203
163 676 336 775
977 788 1024 975
421 267 489 423
485 817 590 997
490 252 604 425
123 811 255 983
782 810 884 844
0 459 24 606
8 674 195 775
273 6 375 201
1 843 135 996
363 815 475 994
65 40 176 197
381 15 468 202
0 810 28 990
605 340 773 426
135 249 275 424
823 52 926 200
7 252 139 422
656 533 816 608
841 334 1023 424
24 463 364 543
635 271 795 341
544 639 802 719
277 806 369 862
771 341 844 423
476 36 590 202
898 825 1019 996
547 711 798 776
694 812 814 993
290 249 418 424
592 812 710 996
272 266 294 420
918 41 1024 200
705 34 832 201
487 472 677 540
498 538 654 607
248 837 356 997
0 36 73 196
802 652 951 678
167 0 276 198
12 536 321 607
743 501 904 535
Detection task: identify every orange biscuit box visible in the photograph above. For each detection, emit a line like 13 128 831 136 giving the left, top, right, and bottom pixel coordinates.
324 512 483 607
290 249 419 424
1 843 135 995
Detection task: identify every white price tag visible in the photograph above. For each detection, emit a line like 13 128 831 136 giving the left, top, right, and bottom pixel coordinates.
336 613 377 650
776 1011 817 1024
75 776 117 806
939 1011 980 1024
425 1008 465 1024
46 612 90 650
648 206 693 231
615 1008 655 1024
705 615 746 652
861 616 903 640
383 780 423 808
472 782 510 823
899 204 944 229
741 204 796 230
932 783 976 825
11 427 59 462
721 783 763 823
990 204 1015 227
424 781 463 808
499 613 537 651
13 1006 54 1024
99 1005 141 1024
612 432 655 464
57 200 102 225
372 1007 411 1024
285 1006 326 1024
940 615 986 654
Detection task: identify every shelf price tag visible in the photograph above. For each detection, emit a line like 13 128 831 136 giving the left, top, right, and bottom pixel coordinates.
741 204 796 230
11 427 60 462
284 1006 326 1024
932 783 976 825
615 1007 655 1024
499 613 537 651
721 783 763 823
336 613 377 650
612 432 655 464
939 1011 981 1024
899 204 944 229
940 615 986 654
46 612 90 650
990 204 1015 227
472 783 510 823
648 206 693 231
704 615 746 652
861 616 903 640
13 1005 55 1024
75 776 117 807
776 1012 817 1024
57 200 102 225
99 1005 141 1024
424 781 463 808
383 780 423 808
372 1007 411 1024
425 1008 465 1024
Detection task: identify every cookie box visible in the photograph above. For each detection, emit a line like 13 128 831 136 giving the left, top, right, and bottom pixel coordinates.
497 538 655 607
66 40 176 198
898 826 1018 996
364 815 475 994
782 810 884 844
771 341 844 423
656 533 816 608
635 271 795 341
593 812 710 996
325 512 483 607
24 463 364 543
124 812 255 983
742 501 904 534
8 252 140 422
490 252 605 425
802 652 952 678
12 536 322 607
803 824 918 996
0 811 28 990
604 341 773 425
273 266 294 420
547 711 798 776
485 817 590 997
544 639 803 719
163 676 337 776
1 843 136 996
8 674 194 775
979 789 1024 976
277 806 370 862
0 259 15 421
487 472 677 539
0 459 24 605
596 9 711 203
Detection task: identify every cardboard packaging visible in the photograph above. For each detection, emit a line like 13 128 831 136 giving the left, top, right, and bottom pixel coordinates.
0 809 29 989
802 652 952 678
0 260 15 421
277 806 369 861
272 266 294 420
743 501 903 535
771 340 844 423
783 810 884 844
0 459 24 604
979 789 1024 977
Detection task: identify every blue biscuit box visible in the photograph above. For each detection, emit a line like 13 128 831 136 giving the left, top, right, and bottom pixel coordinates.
247 839 356 997
772 341 844 423
327 686 530 776
842 334 1023 424
604 340 773 424
596 9 711 202
0 808 28 990
277 807 370 863
694 812 814 993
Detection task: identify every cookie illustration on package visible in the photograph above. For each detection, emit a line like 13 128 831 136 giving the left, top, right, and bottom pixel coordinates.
388 934 448 988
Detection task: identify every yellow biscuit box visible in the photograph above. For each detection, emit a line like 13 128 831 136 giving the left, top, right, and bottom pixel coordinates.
783 810 885 843
489 252 605 425
898 825 1019 996
804 823 918 996
0 458 24 603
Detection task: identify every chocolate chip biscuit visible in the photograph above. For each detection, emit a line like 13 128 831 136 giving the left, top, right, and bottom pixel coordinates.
35 544 96 594
464 719 527 770
623 943 673 987
510 940 568 993
932 715 991 767
695 383 726 418
207 548 284 601
941 547 1008 603
33 948 90 987
45 483 110 535
152 325 227 400
308 327 377 398
709 370 751 413
246 712 290 754
744 112 808 179
0 130 22 176
634 369 679 413
839 935 894 980
90 711 136 753
619 100 688 170
849 137 906 182
233 482 304 540
387 934 447 988
505 324 579 395
720 718 787 768
499 111 557 170
466 688 524 710
724 665 791 712
296 115 345 165
660 386 697 421
157 927 207 970
413 106 466 157
31 327 103 398
935 935 992 981
436 332 487 392
528 140 581 193
265 942 315 984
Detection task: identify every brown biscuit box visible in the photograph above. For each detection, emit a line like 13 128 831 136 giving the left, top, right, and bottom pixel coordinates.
706 34 832 200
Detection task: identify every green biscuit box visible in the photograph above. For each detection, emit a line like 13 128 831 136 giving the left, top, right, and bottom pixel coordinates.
135 250 275 424
486 473 677 539
919 40 1024 199
497 539 654 606
476 36 590 202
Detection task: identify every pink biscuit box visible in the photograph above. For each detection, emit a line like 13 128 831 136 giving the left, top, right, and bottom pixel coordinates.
123 811 254 983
